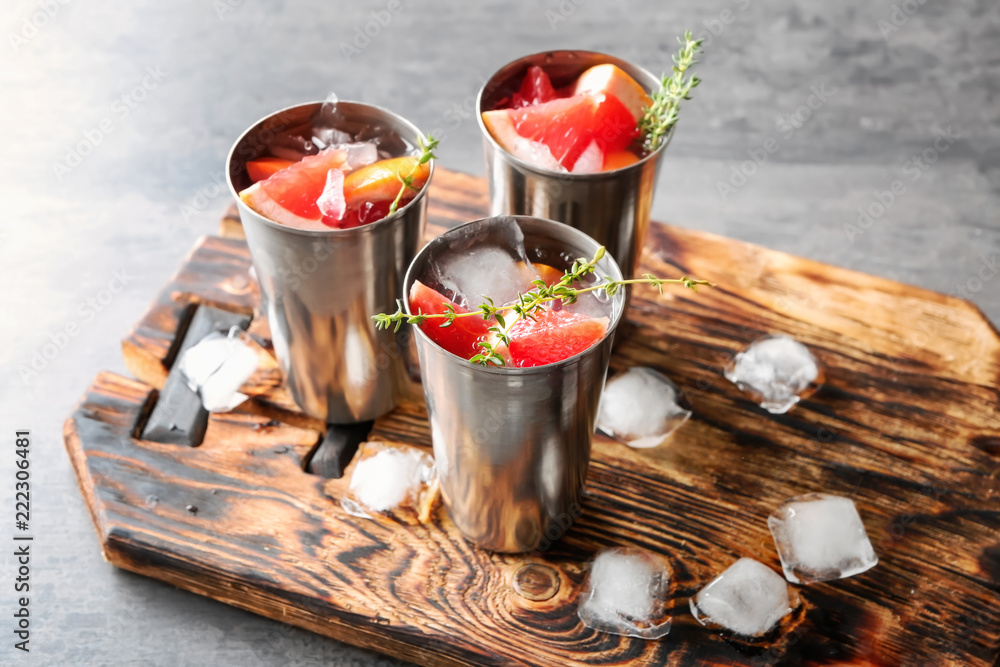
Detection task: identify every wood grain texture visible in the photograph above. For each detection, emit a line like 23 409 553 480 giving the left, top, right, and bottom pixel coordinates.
69 167 1000 666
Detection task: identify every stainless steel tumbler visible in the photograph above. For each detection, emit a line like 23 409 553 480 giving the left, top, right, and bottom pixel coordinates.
477 51 670 279
227 101 432 423
405 216 626 552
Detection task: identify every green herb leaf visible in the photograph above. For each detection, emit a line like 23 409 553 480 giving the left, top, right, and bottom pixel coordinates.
639 31 703 152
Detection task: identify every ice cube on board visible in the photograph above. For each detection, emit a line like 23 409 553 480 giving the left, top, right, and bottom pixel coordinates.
577 547 672 639
597 367 691 448
178 328 258 413
767 493 878 584
724 335 820 414
690 557 795 637
341 442 437 521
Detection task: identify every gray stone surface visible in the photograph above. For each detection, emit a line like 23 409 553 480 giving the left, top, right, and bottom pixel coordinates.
0 0 997 665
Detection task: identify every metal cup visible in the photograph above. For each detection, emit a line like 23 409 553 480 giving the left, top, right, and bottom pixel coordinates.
404 216 625 552
227 101 432 423
477 50 670 279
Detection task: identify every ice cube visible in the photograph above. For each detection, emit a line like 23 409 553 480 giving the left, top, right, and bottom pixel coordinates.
690 558 795 637
336 142 379 170
571 139 603 174
577 547 672 639
178 328 258 413
767 493 878 584
267 131 318 161
559 267 617 320
313 125 353 150
340 442 437 521
316 168 345 221
511 135 565 172
426 217 535 309
310 92 360 149
724 335 819 414
597 367 691 448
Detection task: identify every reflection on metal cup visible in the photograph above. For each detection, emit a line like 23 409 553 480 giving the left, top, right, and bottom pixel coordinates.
404 216 625 552
226 101 431 423
477 50 670 279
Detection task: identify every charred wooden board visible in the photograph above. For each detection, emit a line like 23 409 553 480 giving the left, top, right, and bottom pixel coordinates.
69 167 1000 666
140 305 251 447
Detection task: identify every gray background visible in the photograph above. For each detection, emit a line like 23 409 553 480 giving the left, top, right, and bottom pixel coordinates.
1 0 997 665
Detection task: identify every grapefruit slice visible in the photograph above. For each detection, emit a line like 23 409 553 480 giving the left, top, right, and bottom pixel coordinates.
481 110 563 171
573 64 653 122
338 198 414 229
343 156 430 208
246 157 296 183
507 309 609 367
408 280 490 360
484 92 637 171
510 65 558 108
239 147 349 230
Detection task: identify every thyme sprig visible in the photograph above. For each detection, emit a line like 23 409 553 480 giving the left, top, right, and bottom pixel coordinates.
639 31 703 152
373 246 714 366
388 134 439 216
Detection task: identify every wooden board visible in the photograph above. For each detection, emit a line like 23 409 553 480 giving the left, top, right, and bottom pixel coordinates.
65 168 1000 666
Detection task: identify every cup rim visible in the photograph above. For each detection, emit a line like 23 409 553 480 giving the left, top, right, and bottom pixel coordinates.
226 99 434 238
403 214 626 375
475 49 673 179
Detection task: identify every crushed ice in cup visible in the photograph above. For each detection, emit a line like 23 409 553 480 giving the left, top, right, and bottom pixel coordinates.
724 335 820 414
316 168 346 221
341 442 437 520
571 140 603 174
767 493 878 584
690 558 795 637
266 91 413 167
178 327 258 412
427 217 536 310
267 132 318 161
311 92 352 148
597 367 691 448
511 135 565 172
577 547 672 639
436 246 531 310
338 142 379 170
312 125 353 149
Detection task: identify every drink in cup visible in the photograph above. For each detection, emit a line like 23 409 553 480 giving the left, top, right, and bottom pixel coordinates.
478 45 699 279
401 215 626 552
227 99 434 423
